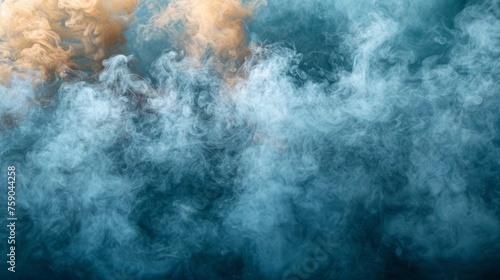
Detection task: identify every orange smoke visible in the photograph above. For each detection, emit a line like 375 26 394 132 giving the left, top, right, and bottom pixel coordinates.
153 0 265 74
0 0 138 85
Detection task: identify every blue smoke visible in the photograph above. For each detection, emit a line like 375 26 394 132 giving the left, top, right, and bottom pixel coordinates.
1 0 499 279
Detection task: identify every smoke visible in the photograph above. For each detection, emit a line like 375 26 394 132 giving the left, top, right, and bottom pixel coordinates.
1 0 500 279
147 0 265 79
0 0 138 85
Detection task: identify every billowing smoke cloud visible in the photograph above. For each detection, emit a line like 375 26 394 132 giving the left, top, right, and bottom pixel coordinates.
1 0 499 279
0 0 138 85
0 0 138 130
148 0 265 79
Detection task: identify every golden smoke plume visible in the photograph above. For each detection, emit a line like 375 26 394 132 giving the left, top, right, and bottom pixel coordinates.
0 0 138 85
153 0 265 75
